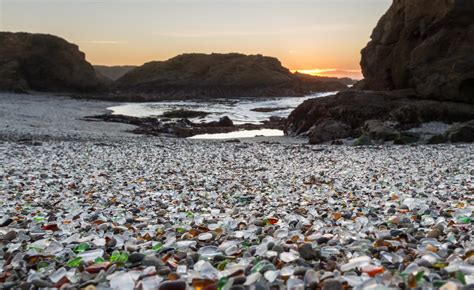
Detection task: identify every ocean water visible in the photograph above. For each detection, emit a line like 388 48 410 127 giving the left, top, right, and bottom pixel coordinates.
108 92 335 138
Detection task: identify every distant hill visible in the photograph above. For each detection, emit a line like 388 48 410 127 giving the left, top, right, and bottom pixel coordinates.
293 72 355 86
0 32 102 93
94 65 137 81
0 33 349 100
113 53 348 100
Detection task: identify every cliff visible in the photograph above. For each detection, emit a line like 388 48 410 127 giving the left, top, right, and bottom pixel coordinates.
286 0 474 144
0 32 102 93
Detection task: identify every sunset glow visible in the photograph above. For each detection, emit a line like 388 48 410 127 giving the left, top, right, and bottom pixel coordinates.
1 0 390 79
292 69 363 79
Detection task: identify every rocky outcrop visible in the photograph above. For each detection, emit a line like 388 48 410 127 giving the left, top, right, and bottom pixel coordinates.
83 114 285 138
112 53 348 100
286 90 474 143
445 120 474 143
0 32 102 93
359 0 474 103
286 0 474 144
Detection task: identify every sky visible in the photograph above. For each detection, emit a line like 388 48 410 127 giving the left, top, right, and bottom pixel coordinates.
0 0 392 78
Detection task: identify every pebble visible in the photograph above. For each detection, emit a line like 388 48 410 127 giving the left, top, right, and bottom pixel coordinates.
298 243 319 260
0 217 13 227
427 228 441 239
128 252 145 263
0 230 16 241
31 279 54 288
142 255 165 269
0 140 472 289
322 279 343 290
158 280 186 290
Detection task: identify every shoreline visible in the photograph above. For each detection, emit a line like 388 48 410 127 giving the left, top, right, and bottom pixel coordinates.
0 93 307 144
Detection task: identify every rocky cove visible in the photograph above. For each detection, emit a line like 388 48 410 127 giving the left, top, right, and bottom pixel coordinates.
0 0 474 289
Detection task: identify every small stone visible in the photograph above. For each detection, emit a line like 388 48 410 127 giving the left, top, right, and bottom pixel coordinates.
317 237 330 245
254 219 266 227
142 255 165 269
271 245 284 253
79 281 98 289
0 217 13 227
157 267 171 276
322 279 343 290
298 244 319 260
198 232 213 241
0 230 17 241
129 252 145 263
158 280 186 290
427 229 441 239
232 276 247 285
440 281 459 290
31 279 54 288
85 262 111 274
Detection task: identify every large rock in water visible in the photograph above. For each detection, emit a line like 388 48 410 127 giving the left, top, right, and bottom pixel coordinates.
0 32 102 93
113 53 348 100
360 0 474 103
286 0 474 143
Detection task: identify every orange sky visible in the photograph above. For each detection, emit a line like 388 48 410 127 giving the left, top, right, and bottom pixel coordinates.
1 0 392 79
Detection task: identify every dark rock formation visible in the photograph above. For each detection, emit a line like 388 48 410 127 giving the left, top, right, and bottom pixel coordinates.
0 32 102 93
286 89 474 144
286 0 474 144
445 120 474 143
93 65 137 81
362 120 398 141
308 120 352 144
83 114 285 138
359 0 474 104
112 53 348 100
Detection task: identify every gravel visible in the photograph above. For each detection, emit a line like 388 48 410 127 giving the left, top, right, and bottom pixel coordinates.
0 93 473 289
0 138 473 289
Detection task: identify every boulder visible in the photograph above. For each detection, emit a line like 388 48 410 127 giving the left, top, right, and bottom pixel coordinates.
360 0 474 104
394 132 420 145
308 120 352 144
363 120 398 141
217 116 234 127
446 120 474 143
285 90 474 138
427 134 448 145
353 135 373 146
0 32 103 93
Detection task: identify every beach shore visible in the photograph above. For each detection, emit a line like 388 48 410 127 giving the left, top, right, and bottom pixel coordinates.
0 93 473 289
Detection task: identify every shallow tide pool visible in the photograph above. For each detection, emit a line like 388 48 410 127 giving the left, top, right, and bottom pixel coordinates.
108 92 335 139
108 92 335 124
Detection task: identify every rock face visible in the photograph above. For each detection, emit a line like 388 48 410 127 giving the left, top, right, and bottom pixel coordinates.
360 0 474 103
286 0 474 144
113 53 347 100
0 32 102 93
286 90 474 141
